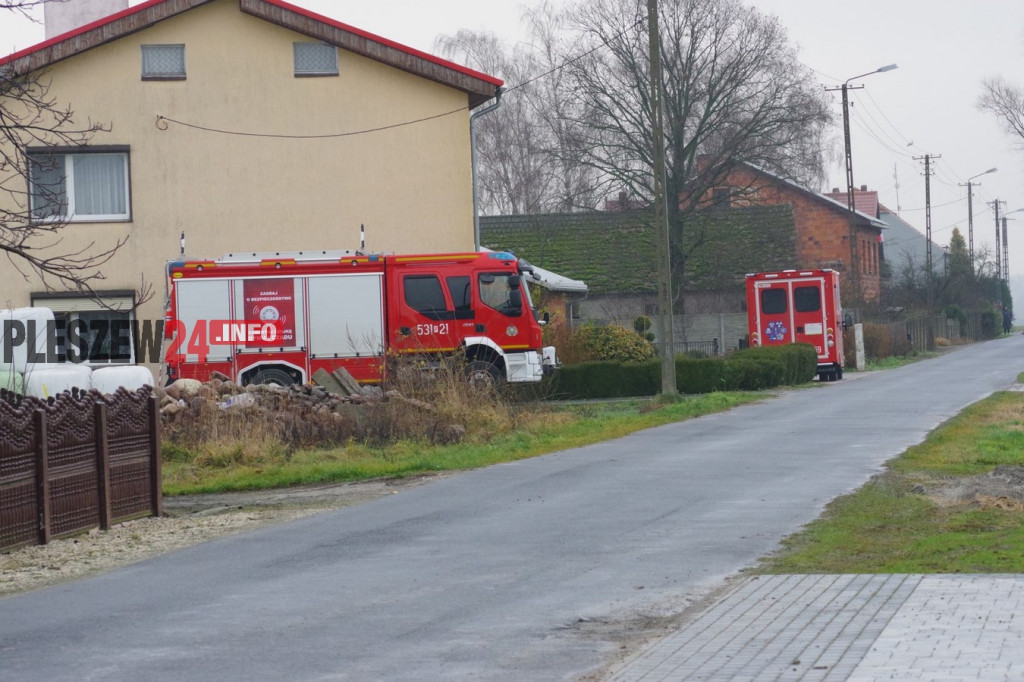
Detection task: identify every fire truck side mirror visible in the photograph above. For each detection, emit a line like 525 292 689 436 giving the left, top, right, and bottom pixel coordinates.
842 313 854 329
509 288 523 314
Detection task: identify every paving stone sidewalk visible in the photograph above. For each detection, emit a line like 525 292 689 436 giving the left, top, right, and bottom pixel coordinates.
608 574 1024 681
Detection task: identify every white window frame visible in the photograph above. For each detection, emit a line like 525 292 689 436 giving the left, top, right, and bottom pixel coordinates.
31 293 136 366
28 149 131 223
293 42 338 77
141 44 186 80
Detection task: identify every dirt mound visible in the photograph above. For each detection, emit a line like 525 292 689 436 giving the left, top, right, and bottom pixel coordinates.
917 466 1024 509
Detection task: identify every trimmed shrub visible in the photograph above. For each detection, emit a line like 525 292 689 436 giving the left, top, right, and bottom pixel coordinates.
731 344 817 384
547 359 658 399
546 343 816 399
675 356 727 394
723 357 786 390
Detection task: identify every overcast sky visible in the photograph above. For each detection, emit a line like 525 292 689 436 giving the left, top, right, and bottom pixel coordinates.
4 0 1024 292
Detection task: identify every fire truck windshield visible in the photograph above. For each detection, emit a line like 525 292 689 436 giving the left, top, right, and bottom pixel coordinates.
479 273 521 316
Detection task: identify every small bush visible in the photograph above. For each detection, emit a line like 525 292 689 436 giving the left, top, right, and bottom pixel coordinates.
980 308 1002 339
944 304 967 327
572 323 657 363
862 323 891 359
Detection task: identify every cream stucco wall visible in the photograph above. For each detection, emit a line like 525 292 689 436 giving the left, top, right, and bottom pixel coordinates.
1 0 479 371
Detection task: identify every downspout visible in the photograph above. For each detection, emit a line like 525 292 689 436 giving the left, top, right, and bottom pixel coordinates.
471 86 504 251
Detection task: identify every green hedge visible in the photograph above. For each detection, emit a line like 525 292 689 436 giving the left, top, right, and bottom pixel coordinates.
547 344 818 399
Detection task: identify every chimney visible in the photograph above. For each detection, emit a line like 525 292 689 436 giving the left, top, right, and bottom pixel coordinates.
45 0 128 40
831 187 840 193
860 185 867 191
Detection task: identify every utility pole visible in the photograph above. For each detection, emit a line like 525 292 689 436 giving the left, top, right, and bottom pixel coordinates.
826 64 896 303
1003 215 1010 281
966 181 976 264
647 0 676 395
961 168 997 268
991 200 1005 279
914 154 940 302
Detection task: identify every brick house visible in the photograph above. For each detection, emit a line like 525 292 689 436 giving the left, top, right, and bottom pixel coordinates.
704 163 886 302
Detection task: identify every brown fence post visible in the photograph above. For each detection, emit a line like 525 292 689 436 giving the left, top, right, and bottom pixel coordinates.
148 395 163 517
34 409 50 546
95 401 111 531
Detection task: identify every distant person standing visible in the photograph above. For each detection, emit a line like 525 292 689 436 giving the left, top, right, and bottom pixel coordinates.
1003 307 1013 335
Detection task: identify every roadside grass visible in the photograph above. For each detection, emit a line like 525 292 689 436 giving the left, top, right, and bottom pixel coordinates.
163 391 764 495
756 390 1024 574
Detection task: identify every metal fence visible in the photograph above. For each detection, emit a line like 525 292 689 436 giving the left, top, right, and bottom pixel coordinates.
0 387 162 552
674 339 720 356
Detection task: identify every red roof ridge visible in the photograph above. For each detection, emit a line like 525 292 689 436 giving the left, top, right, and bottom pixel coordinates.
263 0 501 87
0 0 169 66
0 0 503 91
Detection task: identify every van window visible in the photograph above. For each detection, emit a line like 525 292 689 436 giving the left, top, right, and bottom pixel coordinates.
794 286 821 313
760 288 787 315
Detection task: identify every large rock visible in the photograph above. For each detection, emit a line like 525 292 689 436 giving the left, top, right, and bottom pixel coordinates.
165 378 203 401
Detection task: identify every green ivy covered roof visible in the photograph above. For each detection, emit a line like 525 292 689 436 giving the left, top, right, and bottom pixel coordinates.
480 205 796 296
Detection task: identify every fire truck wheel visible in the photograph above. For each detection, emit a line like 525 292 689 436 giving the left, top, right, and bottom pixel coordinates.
466 360 502 388
248 368 296 387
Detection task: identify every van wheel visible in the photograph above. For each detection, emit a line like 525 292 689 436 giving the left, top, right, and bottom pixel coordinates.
466 360 502 389
248 368 296 387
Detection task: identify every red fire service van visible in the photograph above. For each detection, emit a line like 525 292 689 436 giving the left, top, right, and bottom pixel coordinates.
164 250 557 387
745 269 846 381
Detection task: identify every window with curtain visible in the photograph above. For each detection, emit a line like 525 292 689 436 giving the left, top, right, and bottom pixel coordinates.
28 150 130 222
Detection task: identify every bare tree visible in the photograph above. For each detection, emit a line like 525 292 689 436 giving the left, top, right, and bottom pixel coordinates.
979 76 1024 147
435 1 604 214
441 0 831 312
560 0 831 306
0 36 129 294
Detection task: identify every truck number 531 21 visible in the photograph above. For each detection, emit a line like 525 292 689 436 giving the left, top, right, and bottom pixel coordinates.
416 323 450 336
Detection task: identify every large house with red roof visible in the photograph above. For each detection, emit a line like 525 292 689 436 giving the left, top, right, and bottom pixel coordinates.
0 0 501 370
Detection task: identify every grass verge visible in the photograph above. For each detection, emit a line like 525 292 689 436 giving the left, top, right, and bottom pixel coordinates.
756 390 1024 574
163 391 764 495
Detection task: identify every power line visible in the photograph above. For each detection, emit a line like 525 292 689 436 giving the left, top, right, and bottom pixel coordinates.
156 16 646 140
155 107 466 139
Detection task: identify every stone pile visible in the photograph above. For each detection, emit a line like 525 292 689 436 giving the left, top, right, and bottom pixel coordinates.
157 369 384 418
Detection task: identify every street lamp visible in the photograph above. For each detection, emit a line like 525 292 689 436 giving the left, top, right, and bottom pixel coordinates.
963 167 997 265
836 64 898 212
827 64 897 301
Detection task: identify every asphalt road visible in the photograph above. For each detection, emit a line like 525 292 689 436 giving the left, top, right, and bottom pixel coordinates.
2 336 1022 681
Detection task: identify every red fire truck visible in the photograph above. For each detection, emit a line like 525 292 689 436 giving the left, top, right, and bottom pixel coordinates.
164 250 557 386
745 269 847 381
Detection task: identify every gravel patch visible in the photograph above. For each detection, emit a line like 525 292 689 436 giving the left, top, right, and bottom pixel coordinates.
0 475 443 599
